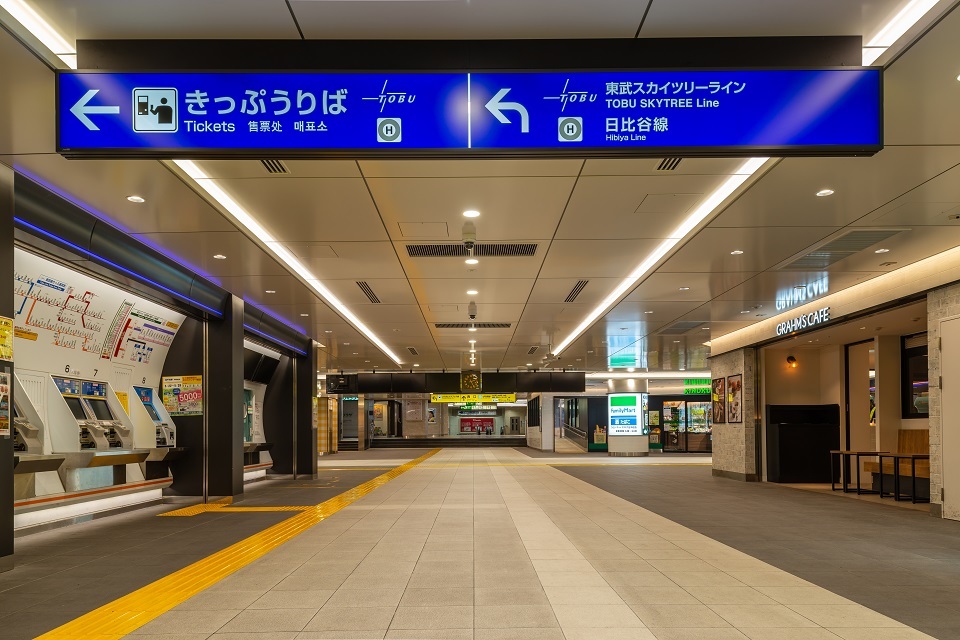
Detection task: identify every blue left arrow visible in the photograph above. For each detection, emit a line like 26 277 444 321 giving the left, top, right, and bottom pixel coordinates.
69 89 120 131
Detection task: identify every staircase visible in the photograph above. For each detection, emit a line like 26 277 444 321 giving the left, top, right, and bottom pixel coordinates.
337 439 359 451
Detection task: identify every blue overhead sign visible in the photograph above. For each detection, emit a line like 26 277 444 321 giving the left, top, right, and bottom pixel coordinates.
57 69 881 157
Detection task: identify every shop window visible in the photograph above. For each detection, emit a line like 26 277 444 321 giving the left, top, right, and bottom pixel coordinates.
901 333 929 419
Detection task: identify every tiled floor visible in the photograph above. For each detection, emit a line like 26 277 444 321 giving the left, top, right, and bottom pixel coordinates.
127 448 940 639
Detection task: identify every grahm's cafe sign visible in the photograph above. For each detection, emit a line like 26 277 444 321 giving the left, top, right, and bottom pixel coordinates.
775 307 830 337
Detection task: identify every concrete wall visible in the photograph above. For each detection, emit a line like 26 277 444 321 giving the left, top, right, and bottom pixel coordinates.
709 348 758 481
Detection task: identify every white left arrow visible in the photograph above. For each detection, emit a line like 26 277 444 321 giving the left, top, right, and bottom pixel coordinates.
70 89 120 131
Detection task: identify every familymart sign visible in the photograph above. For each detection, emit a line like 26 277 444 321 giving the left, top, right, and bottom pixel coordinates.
775 307 831 337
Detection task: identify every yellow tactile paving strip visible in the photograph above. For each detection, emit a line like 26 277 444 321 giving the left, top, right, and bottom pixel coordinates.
36 448 439 640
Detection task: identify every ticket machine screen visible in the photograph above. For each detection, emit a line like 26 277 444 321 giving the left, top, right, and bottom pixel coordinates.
144 403 161 422
65 397 87 420
88 399 114 421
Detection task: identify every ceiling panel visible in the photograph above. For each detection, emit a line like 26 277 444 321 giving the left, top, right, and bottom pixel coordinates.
197 159 361 179
822 226 960 274
582 158 744 177
132 231 289 277
640 0 905 38
540 239 667 278
421 302 526 324
711 147 960 229
526 277 620 306
321 278 418 306
215 274 321 307
410 278 534 305
285 241 406 280
16 154 235 234
557 174 728 240
215 177 386 242
359 159 583 178
519 303 588 323
30 0 300 39
367 176 575 241
623 272 757 303
602 301 705 324
396 251 546 280
292 0 642 39
659 227 837 273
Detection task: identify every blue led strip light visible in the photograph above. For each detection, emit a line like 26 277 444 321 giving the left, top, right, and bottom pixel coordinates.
14 216 224 318
243 324 308 356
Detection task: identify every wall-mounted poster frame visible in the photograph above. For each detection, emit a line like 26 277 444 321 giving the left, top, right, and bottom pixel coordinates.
726 374 743 424
712 377 726 424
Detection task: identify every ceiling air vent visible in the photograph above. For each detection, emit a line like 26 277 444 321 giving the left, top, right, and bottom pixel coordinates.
260 159 289 174
659 321 707 335
527 345 540 355
564 280 589 303
407 347 420 356
406 243 537 258
435 322 511 329
657 157 682 171
779 229 906 271
356 281 381 304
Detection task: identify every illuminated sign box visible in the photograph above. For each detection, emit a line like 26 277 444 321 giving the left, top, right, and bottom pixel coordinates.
58 69 881 158
431 393 516 403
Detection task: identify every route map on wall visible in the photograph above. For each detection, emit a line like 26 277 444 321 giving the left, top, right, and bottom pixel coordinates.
12 249 185 387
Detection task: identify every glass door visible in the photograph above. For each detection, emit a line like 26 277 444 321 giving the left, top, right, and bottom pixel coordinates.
662 400 686 451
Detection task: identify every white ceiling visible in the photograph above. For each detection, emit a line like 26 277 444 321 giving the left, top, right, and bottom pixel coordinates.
1 0 959 374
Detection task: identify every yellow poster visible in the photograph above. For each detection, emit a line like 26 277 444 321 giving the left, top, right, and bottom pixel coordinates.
114 391 130 416
14 327 37 341
0 316 13 362
430 393 516 403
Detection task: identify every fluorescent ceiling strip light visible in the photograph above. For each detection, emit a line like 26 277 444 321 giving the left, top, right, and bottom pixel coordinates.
0 0 77 68
862 0 942 64
174 160 403 366
552 157 768 357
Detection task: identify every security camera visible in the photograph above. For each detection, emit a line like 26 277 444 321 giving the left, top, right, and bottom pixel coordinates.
462 221 477 250
468 301 478 320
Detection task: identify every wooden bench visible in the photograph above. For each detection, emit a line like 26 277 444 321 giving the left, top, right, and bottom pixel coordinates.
862 429 929 478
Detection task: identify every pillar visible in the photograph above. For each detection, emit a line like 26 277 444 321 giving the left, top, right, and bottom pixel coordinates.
709 348 759 481
0 164 14 571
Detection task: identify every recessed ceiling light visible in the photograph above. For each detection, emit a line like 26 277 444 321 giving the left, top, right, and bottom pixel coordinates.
644 310 654 314
468 327 478 332
300 313 309 317
126 195 145 203
265 290 276 294
627 368 635 373
373 365 378 368
730 250 744 255
674 340 681 343
470 349 476 353
324 330 333 333
467 290 479 295
463 210 480 218
740 310 751 314
343 342 350 345
213 254 227 260
413 363 420 367
465 258 479 265
526 363 533 366
353 352 359 355
816 189 835 197
860 326 867 330
702 327 710 330
679 287 690 291
469 339 476 344
874 248 890 254
364 359 370 362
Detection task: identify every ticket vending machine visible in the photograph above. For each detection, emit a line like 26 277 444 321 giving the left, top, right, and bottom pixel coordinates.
133 386 175 448
11 399 66 500
54 377 133 450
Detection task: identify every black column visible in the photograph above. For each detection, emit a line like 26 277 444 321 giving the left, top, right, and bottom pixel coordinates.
0 164 14 572
207 294 244 499
162 294 244 500
264 356 294 474
294 343 318 479
163 318 205 496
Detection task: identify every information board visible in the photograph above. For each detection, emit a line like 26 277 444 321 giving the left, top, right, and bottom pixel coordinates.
58 69 881 157
608 393 643 436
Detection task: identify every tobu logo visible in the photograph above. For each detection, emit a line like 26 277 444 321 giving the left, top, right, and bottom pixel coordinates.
776 307 831 336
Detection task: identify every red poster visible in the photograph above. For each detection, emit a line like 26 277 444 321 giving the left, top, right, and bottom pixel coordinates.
460 417 495 433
